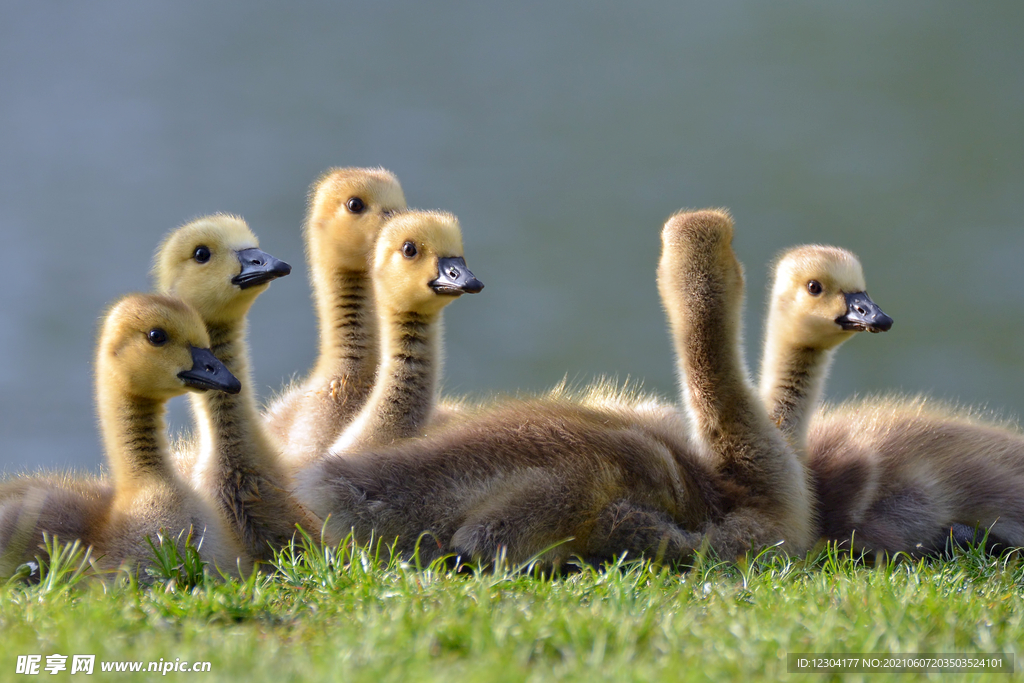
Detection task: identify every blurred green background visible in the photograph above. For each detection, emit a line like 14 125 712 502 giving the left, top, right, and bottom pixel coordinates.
2 1 1023 471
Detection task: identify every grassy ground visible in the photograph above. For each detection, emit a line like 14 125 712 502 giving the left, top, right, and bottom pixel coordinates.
1 534 1021 682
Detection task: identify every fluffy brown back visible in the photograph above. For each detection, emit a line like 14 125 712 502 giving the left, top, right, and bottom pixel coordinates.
809 396 1024 553
0 472 113 575
298 394 745 565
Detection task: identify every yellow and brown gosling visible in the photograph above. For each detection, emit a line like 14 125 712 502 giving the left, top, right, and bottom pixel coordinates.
95 294 246 572
0 294 247 576
758 245 892 455
756 247 1022 554
155 214 320 561
327 210 483 454
754 245 1021 556
264 167 408 469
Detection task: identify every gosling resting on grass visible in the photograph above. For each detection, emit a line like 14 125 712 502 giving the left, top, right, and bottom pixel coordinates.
753 245 1019 555
297 209 815 566
95 294 245 573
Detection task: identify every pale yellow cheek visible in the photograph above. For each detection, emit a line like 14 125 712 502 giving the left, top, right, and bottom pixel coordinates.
829 297 848 319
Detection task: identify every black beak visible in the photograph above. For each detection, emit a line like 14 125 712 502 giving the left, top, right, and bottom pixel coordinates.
836 291 893 333
231 248 292 289
178 346 242 394
430 257 484 296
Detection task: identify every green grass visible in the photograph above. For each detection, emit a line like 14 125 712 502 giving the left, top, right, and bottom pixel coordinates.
1 534 1022 682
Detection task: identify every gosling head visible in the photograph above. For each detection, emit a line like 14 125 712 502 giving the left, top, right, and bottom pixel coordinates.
153 214 291 326
769 245 893 351
305 167 408 272
658 208 745 317
659 209 743 283
372 210 484 318
97 294 242 401
662 208 735 250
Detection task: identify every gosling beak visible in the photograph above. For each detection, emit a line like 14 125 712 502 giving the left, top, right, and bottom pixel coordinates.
836 292 893 333
430 257 484 296
178 346 242 394
232 248 292 289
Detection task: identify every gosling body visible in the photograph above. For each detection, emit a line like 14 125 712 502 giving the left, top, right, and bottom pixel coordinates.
0 472 113 576
810 398 1024 553
300 394 718 566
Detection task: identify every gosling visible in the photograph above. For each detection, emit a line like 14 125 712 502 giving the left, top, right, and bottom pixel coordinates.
2 295 248 575
753 245 1011 555
327 210 483 453
154 214 320 560
263 167 407 468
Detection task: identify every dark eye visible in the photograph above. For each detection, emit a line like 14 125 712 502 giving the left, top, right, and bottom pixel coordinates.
147 328 168 346
402 241 418 258
346 197 366 214
807 280 823 295
193 246 211 263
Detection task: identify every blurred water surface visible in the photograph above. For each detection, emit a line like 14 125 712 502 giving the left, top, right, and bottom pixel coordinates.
2 1 1023 471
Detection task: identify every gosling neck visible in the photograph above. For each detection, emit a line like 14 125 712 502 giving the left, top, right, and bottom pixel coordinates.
657 236 795 492
335 309 442 451
759 330 835 458
311 266 379 397
97 385 174 494
189 317 278 471
665 270 754 445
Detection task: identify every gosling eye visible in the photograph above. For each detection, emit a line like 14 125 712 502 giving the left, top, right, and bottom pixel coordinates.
193 246 211 264
147 328 168 346
807 280 823 296
346 197 366 214
402 241 418 258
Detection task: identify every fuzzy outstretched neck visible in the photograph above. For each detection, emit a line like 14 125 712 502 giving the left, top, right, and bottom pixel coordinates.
312 268 379 396
760 341 834 453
